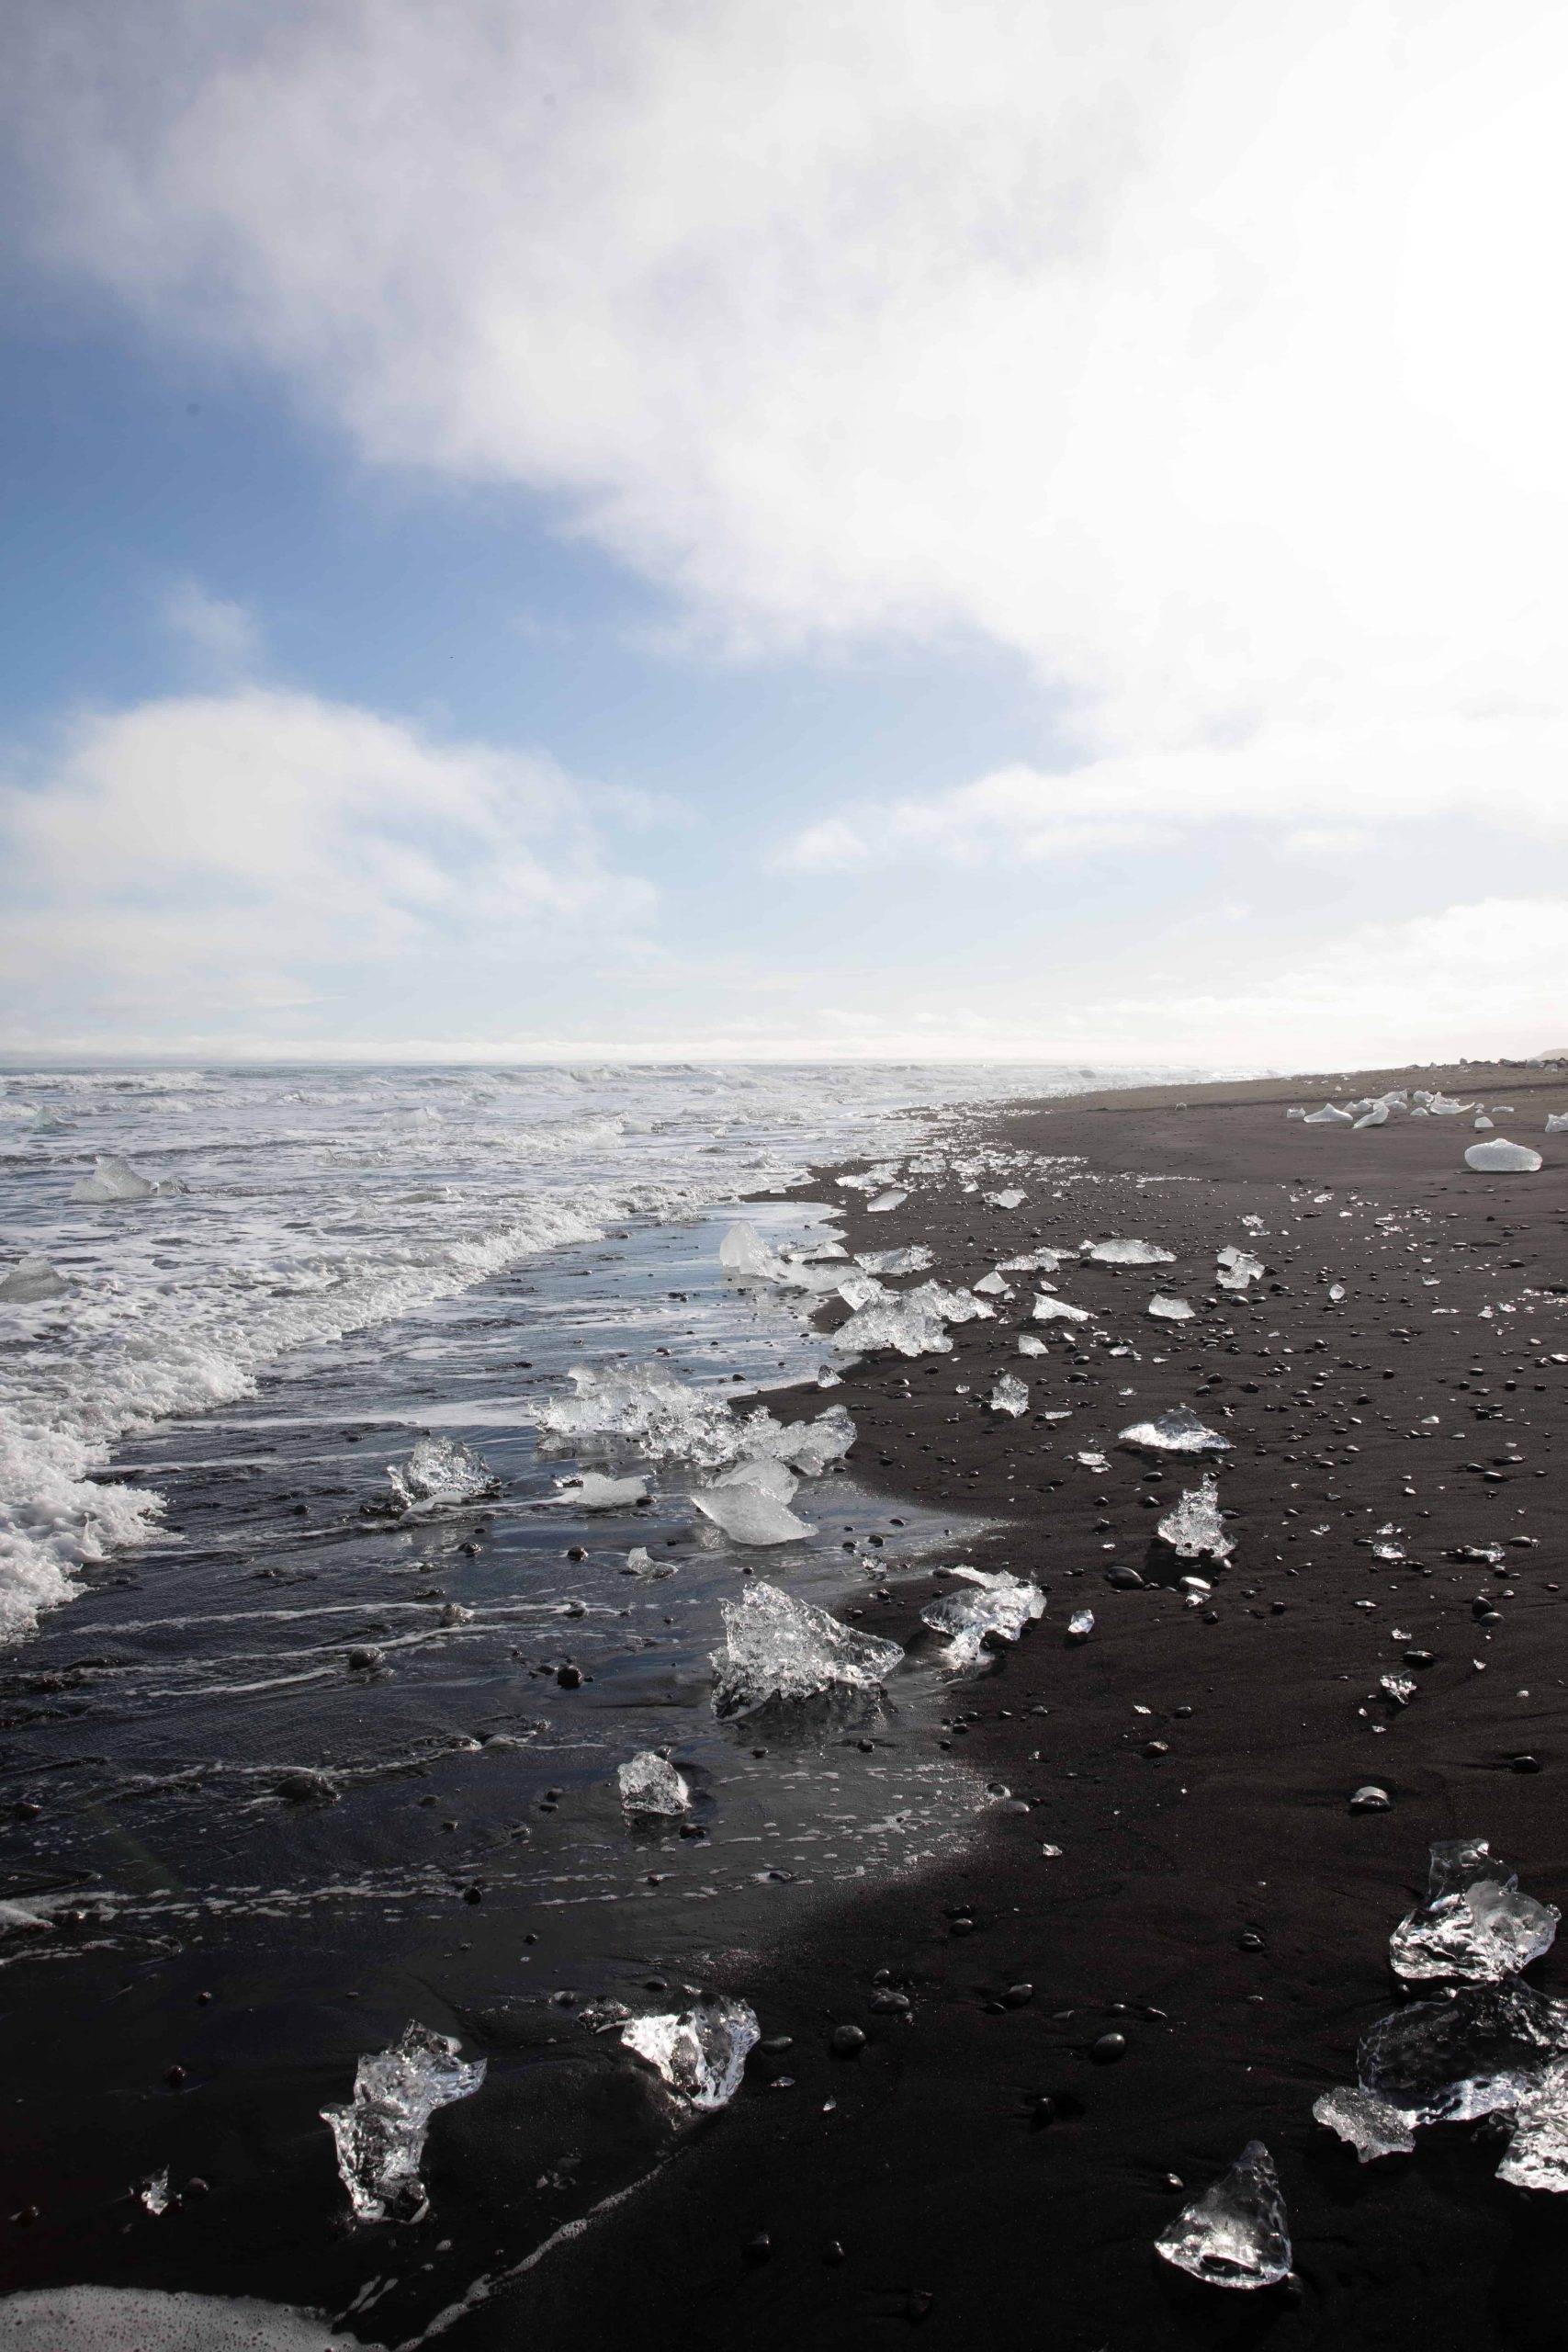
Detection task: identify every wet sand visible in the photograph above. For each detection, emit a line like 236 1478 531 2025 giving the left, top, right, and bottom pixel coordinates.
496 1062 1568 2352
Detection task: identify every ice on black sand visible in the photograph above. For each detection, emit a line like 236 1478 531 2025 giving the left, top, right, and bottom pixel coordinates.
1312 2086 1416 2162
920 1566 1043 1666
1155 2142 1292 2290
1156 1474 1234 1562
617 1751 690 1817
1119 1407 1232 1456
321 2022 486 2222
711 1583 902 1717
622 1993 760 2109
1464 1138 1543 1172
1388 1838 1559 1984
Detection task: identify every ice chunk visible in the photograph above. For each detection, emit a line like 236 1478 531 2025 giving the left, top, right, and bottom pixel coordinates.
834 1279 990 1360
770 1402 857 1476
999 1250 1062 1272
1545 1114 1568 1134
1359 1981 1568 2121
1032 1294 1089 1325
1154 2143 1292 2290
866 1188 908 1213
973 1271 1012 1296
1156 1474 1235 1562
538 1364 737 1464
1388 1838 1559 1983
0 1257 69 1303
1465 1138 1543 1171
1497 2061 1568 2191
1017 1334 1049 1357
139 2168 171 2215
836 1272 889 1310
1084 1237 1175 1266
1076 1449 1109 1471
1147 1294 1193 1321
1328 1282 1346 1302
855 1244 934 1274
1354 1103 1390 1128
1119 1407 1232 1455
554 1471 649 1510
984 1189 1026 1208
719 1219 784 1280
621 1993 759 2109
72 1154 155 1202
1303 1104 1354 1125
1473 1115 1495 1131
921 1565 1043 1663
387 1436 498 1510
617 1750 690 1816
1428 1093 1471 1114
711 1582 902 1716
1312 2086 1416 2162
1216 1246 1265 1290
1066 1609 1095 1639
693 1458 816 1544
1380 1673 1416 1707
321 2022 486 2222
989 1374 1029 1417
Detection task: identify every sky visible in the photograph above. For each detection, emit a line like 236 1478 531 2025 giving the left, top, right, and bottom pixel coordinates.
3 0 1567 1069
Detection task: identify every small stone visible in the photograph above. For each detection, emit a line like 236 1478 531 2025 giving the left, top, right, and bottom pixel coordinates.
1238 1929 1265 1951
1512 1754 1543 1774
1089 2032 1127 2064
830 2024 867 2055
556 1664 583 1689
744 2232 772 2264
346 1647 383 1672
1003 1983 1034 2007
1144 1740 1170 1758
1350 1784 1392 1812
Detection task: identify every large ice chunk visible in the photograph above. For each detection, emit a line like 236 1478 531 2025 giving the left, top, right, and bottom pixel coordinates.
693 1457 816 1544
1464 1138 1543 1172
1427 1093 1472 1115
553 1471 649 1510
1084 1238 1175 1266
1354 1103 1390 1128
321 2022 486 2222
711 1582 902 1716
1312 2086 1416 2162
72 1154 156 1202
1154 2142 1292 2290
1545 1114 1568 1135
999 1250 1062 1272
989 1374 1029 1417
617 1750 690 1816
1359 1981 1568 2121
920 1566 1044 1665
1147 1294 1193 1321
0 1257 69 1303
1156 1474 1235 1561
388 1436 499 1510
1303 1104 1353 1125
1119 1407 1232 1455
1497 2062 1568 2192
1388 1838 1559 1983
866 1188 908 1213
834 1279 991 1360
621 1993 759 2109
719 1220 785 1280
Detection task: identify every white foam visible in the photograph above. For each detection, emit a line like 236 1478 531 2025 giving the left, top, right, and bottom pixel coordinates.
0 2286 378 2351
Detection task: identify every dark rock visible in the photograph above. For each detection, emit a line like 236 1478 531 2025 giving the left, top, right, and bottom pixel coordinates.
1089 2032 1127 2064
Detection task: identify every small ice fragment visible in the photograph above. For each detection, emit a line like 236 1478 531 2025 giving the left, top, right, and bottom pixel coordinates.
999 1250 1062 1272
1545 1114 1568 1134
1354 1103 1390 1128
388 1436 499 1510
139 2168 171 2215
693 1459 816 1544
834 1279 986 1359
1464 1139 1543 1172
1473 1115 1495 1131
984 1189 1026 1209
973 1272 1012 1296
711 1582 902 1716
816 1363 842 1388
1032 1295 1090 1325
1497 2061 1568 2191
1380 1674 1416 1707
1066 1609 1094 1640
0 1256 69 1303
1388 1838 1559 1983
719 1220 784 1280
921 1566 1044 1664
866 1188 908 1213
621 1993 760 2109
1076 1450 1109 1472
556 1471 649 1510
1017 1335 1048 1357
321 2022 486 2222
1154 2142 1292 2290
1303 1104 1354 1125
1328 1283 1346 1302
1084 1237 1175 1266
1147 1294 1193 1321
617 1750 690 1816
989 1374 1029 1417
1350 1784 1391 1810
1156 1474 1234 1562
855 1245 933 1274
1119 1407 1232 1455
72 1153 156 1202
1359 1980 1568 2121
1215 1247 1265 1291
1312 2086 1416 2162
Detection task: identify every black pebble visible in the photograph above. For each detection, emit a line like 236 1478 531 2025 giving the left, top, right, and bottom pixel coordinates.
556 1665 582 1689
1089 2032 1127 2064
830 2024 867 2055
1512 1754 1543 1773
744 2233 772 2264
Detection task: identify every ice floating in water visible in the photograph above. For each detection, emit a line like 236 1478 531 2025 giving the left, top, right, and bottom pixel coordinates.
1388 1838 1560 1984
1354 1103 1390 1128
1465 1138 1543 1172
1156 1474 1234 1562
693 1457 816 1545
1497 2062 1568 2192
72 1154 156 1203
1216 1246 1265 1290
1119 1407 1232 1455
554 1471 649 1510
1155 2142 1291 2290
989 1374 1029 1417
1032 1294 1089 1325
1147 1294 1193 1321
920 1565 1044 1663
621 1993 760 2110
711 1582 902 1716
1359 1981 1568 2123
321 2021 486 2222
984 1189 1026 1208
718 1220 784 1280
387 1436 499 1510
1084 1237 1175 1266
1303 1104 1353 1125
855 1245 933 1275
866 1188 908 1213
617 1750 690 1816
1313 2086 1416 2162
0 1257 69 1303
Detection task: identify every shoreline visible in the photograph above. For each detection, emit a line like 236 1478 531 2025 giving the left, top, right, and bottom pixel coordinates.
493 1057 1568 2351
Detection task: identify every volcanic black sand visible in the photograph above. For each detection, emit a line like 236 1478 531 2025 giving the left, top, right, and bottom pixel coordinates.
491 1061 1568 2352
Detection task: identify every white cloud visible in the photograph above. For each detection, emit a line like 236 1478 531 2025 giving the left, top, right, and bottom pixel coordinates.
161 578 263 675
0 688 652 1034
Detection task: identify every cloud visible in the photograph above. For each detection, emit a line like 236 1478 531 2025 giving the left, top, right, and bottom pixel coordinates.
161 578 263 675
0 687 653 1036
